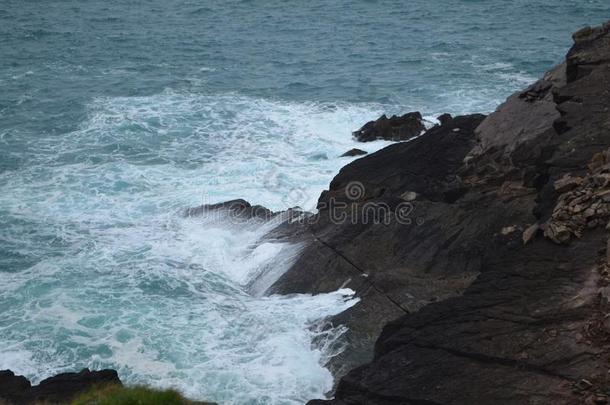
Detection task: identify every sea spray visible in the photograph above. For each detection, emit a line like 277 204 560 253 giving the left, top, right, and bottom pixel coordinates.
0 92 378 404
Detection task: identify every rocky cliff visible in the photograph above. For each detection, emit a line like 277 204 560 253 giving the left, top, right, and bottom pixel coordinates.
3 21 610 405
284 21 610 404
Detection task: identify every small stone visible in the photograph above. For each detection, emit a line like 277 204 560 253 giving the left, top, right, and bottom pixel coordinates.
592 174 610 188
590 152 608 173
588 219 599 229
400 191 418 202
597 190 610 202
501 225 517 236
576 378 593 390
544 222 572 244
522 223 539 245
584 208 597 218
554 174 584 193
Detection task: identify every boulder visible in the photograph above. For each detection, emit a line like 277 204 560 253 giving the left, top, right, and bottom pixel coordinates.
352 112 425 142
437 113 452 125
340 148 368 157
185 199 276 221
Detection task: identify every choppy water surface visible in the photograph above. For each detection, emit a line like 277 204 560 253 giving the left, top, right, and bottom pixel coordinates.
1 1 609 403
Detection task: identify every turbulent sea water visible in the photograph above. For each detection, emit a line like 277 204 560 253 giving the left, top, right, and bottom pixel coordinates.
1 1 609 403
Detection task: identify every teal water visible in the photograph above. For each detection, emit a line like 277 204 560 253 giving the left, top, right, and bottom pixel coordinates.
1 1 609 404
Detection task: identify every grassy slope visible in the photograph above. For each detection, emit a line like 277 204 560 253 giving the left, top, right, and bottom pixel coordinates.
70 385 216 405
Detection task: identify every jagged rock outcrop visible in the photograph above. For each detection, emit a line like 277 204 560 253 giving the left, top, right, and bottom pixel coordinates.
302 21 610 404
0 369 121 404
437 113 452 125
352 112 425 142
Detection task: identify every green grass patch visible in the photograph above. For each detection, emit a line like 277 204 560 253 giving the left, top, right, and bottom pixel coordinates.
71 384 214 405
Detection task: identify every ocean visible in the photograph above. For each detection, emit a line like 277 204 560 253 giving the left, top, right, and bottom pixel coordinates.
1 1 608 403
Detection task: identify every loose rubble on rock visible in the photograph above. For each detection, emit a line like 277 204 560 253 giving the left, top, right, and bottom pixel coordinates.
545 150 610 244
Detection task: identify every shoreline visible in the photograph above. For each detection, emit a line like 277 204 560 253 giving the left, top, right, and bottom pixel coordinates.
3 19 610 405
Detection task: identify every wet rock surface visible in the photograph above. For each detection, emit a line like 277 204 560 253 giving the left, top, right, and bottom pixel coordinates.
297 21 610 404
184 198 277 221
270 113 496 379
352 112 425 142
340 148 368 157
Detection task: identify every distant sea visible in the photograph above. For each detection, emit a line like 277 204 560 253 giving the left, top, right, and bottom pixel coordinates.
1 1 608 403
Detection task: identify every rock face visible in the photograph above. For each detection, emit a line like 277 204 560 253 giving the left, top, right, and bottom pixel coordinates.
468 61 565 158
9 22 609 405
273 21 610 404
0 369 121 404
352 112 425 142
270 114 491 378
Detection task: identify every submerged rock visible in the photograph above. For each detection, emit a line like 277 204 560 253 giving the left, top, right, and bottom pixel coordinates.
185 198 276 221
340 148 368 157
352 111 425 142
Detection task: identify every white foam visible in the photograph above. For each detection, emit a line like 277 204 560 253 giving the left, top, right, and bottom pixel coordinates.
0 91 369 403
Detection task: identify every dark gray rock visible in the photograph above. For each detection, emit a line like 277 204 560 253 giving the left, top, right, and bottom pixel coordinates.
437 113 452 125
0 369 121 404
269 114 493 379
0 370 31 402
352 112 425 142
305 20 610 405
185 198 276 221
340 148 368 157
